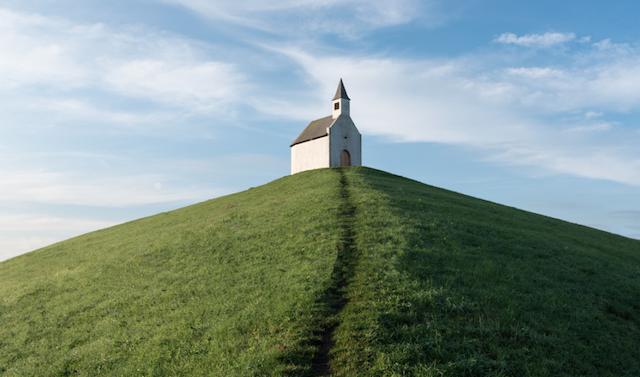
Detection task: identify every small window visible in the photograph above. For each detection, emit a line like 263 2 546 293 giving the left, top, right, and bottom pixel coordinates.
334 102 340 110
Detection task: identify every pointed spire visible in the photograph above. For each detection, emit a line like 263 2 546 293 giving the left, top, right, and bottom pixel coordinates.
332 78 350 101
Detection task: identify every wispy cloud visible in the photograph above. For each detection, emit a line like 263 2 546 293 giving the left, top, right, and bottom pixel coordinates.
0 169 224 207
564 123 612 133
494 32 577 48
40 99 185 127
0 214 116 232
486 144 640 186
158 0 429 38
593 39 631 54
0 236 61 262
505 67 565 79
271 41 640 186
585 110 603 119
104 60 244 111
0 9 90 89
0 8 246 116
0 214 117 261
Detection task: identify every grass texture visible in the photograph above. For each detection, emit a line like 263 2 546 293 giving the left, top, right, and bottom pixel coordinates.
1 167 640 376
0 169 343 376
332 167 640 376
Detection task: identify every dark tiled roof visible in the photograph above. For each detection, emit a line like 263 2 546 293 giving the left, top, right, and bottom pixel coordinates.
332 79 350 101
290 116 335 147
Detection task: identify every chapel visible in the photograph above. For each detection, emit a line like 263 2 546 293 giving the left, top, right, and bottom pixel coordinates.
290 79 362 174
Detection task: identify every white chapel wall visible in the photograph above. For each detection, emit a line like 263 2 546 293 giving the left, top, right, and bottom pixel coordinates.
291 136 330 174
329 116 361 167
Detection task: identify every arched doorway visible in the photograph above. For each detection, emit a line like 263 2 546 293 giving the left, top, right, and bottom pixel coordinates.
340 150 351 167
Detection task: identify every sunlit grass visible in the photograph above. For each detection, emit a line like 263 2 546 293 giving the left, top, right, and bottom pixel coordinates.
0 169 343 376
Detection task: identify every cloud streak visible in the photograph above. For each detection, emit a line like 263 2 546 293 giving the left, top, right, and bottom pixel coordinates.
158 0 430 38
0 8 246 116
494 32 577 48
0 168 225 207
272 42 640 186
0 214 116 232
104 60 244 111
0 214 118 262
0 236 61 262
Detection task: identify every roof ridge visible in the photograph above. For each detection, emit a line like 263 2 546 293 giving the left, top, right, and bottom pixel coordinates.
290 115 335 147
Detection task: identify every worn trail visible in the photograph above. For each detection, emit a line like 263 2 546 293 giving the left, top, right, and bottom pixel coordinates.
312 168 358 376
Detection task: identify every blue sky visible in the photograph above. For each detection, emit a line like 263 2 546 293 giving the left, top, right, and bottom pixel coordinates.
1 0 639 261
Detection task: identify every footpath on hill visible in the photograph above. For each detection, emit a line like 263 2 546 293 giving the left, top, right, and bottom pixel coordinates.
310 168 359 376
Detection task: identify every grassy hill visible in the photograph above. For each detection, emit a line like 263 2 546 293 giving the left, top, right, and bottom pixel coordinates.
1 167 640 376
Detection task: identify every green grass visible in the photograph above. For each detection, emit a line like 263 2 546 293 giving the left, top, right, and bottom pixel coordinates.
2 167 640 376
0 169 344 376
333 167 640 376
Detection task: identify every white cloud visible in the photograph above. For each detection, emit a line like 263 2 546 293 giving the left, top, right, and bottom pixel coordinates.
0 213 117 261
585 110 603 119
490 145 640 186
564 123 612 133
593 39 631 54
0 8 245 114
1 98 185 130
505 67 565 79
0 168 224 207
0 236 60 262
104 60 243 111
0 214 116 232
485 57 640 113
272 48 640 186
0 9 90 88
159 0 426 37
494 32 576 48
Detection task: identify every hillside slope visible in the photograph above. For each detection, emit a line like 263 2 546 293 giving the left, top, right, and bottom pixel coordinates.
1 167 640 376
0 169 345 376
334 168 640 376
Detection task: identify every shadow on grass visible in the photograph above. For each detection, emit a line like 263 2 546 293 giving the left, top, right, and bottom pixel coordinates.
352 168 640 376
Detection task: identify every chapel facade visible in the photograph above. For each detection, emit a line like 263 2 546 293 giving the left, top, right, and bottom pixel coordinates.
290 79 362 174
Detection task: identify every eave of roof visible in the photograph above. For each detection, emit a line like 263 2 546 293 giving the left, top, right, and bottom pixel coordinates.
290 115 335 147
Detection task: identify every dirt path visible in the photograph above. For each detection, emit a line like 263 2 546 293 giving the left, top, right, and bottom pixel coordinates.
312 168 358 376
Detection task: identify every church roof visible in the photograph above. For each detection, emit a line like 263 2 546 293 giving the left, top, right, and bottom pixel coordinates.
290 115 335 147
332 79 350 101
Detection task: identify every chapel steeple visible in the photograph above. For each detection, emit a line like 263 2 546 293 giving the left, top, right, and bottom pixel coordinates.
332 79 350 119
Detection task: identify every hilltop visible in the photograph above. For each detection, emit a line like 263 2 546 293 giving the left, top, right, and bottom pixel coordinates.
1 167 639 376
